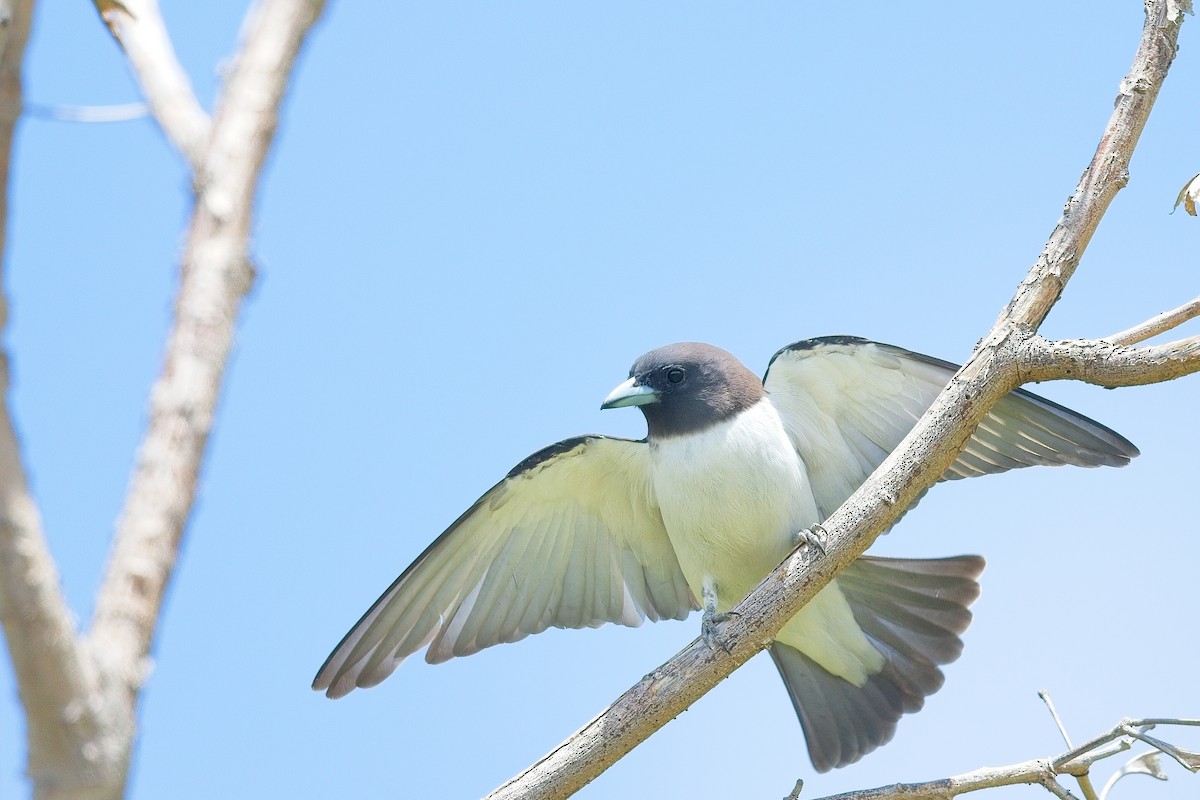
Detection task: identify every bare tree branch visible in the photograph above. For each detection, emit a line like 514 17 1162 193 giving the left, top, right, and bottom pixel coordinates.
487 3 1187 798
93 0 211 166
89 0 326 704
0 0 117 793
1104 296 1200 345
1039 690 1076 748
998 1 1184 334
1038 691 1100 800
0 1 324 796
25 101 150 122
1019 334 1200 388
821 762 1074 800
806 719 1199 800
1112 726 1200 774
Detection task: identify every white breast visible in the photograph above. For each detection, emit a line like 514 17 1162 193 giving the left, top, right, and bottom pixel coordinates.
649 398 819 610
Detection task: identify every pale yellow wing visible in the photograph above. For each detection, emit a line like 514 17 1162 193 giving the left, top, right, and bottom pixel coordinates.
313 435 695 699
764 336 1138 519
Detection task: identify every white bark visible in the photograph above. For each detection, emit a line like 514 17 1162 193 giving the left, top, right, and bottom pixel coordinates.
807 718 1200 800
0 1 326 797
95 0 210 166
0 3 116 797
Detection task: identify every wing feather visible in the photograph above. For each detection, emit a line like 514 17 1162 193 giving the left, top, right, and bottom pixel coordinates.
763 335 1137 520
313 435 694 699
764 336 1138 518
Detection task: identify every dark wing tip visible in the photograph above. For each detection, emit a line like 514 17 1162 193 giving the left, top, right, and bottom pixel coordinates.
312 629 379 699
505 434 634 478
764 335 874 377
313 674 352 700
311 657 353 699
766 335 1139 470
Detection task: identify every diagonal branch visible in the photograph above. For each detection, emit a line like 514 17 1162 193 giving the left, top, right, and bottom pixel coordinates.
93 0 211 167
0 0 109 786
487 3 1186 798
996 0 1185 334
89 0 326 690
0 0 327 796
1104 296 1200 345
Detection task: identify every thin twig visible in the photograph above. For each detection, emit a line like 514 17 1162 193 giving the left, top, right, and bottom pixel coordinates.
1041 780 1080 800
25 101 150 122
1055 719 1200 769
1061 741 1132 775
1105 297 1200 346
1038 691 1102 800
1040 690 1074 747
807 718 1197 800
1121 726 1200 772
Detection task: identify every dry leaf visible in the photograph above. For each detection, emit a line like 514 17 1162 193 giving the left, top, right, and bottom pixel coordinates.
1173 172 1200 215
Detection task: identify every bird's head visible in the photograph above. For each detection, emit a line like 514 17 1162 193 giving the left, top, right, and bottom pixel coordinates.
601 342 765 439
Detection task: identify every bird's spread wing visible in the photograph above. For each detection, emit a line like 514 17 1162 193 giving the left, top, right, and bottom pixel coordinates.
763 336 1139 519
313 435 695 699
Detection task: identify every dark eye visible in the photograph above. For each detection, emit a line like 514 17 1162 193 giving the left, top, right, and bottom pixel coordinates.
666 367 685 384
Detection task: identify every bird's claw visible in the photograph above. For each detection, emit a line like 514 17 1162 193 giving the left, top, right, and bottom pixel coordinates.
701 609 740 653
796 524 827 555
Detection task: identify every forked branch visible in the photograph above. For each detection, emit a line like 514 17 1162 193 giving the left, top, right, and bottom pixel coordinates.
0 1 326 797
807 718 1199 800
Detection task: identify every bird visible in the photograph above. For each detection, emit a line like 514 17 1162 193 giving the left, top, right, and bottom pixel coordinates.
313 335 1138 772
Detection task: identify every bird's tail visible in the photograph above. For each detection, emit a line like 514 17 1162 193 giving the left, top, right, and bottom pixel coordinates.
770 554 984 772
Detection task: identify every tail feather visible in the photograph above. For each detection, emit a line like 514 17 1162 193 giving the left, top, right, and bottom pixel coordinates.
771 554 984 772
771 643 910 772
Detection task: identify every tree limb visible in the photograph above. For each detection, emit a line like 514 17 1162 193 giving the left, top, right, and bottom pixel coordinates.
995 0 1185 335
0 0 114 791
805 757 1067 799
0 1 324 797
92 0 211 166
89 0 326 702
487 3 1186 798
1104 296 1200 346
1020 334 1200 388
804 719 1200 800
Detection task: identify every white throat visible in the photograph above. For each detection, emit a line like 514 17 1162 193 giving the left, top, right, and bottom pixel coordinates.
649 398 818 609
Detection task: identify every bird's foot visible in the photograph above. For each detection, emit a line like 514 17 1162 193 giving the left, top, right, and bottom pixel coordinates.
701 608 740 653
795 524 827 555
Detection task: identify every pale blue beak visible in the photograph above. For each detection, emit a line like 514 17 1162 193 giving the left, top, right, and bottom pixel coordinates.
601 377 660 409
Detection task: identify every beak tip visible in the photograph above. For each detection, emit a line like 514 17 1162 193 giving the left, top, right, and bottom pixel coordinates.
601 377 660 410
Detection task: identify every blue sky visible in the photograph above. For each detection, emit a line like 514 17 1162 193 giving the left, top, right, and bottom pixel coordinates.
2 2 1197 799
